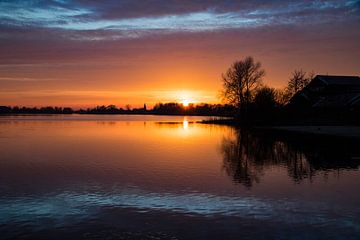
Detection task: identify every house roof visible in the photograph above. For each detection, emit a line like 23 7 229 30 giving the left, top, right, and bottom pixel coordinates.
289 75 360 108
315 75 360 85
312 93 360 107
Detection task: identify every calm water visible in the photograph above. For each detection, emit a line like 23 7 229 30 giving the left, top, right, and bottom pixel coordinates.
0 115 359 239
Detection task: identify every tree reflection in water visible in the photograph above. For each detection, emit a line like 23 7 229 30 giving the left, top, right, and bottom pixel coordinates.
221 128 360 188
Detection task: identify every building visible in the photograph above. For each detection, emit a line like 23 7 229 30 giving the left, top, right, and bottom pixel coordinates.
289 75 360 109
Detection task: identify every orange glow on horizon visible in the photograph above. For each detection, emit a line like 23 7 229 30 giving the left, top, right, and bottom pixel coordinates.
181 99 191 107
0 89 219 109
178 91 196 107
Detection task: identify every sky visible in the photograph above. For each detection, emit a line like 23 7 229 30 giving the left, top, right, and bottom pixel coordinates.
0 0 359 108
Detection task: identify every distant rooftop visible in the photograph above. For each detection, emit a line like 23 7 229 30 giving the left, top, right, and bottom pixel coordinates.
315 75 360 85
289 74 360 108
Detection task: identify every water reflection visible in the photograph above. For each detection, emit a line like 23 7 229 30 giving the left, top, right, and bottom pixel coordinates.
221 128 360 188
183 117 189 130
0 116 359 239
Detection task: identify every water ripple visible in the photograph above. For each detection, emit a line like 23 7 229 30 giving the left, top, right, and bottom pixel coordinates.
1 188 358 230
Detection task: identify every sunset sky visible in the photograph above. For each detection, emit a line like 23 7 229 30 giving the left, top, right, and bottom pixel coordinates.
0 0 359 108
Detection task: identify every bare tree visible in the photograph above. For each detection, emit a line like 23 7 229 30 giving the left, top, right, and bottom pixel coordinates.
222 56 265 111
275 88 292 106
287 70 315 95
283 69 314 103
286 69 307 96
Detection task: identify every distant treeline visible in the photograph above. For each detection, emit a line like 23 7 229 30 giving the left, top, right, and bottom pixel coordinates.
1 102 359 125
0 106 74 114
0 103 236 116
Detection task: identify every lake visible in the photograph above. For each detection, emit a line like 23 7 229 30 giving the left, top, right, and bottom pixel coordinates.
0 115 359 239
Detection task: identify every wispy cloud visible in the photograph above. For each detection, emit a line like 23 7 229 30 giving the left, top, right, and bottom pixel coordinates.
0 1 91 26
49 11 262 31
0 0 358 40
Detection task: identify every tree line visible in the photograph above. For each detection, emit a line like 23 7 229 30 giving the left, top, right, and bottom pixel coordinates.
219 56 332 124
221 56 313 114
0 103 236 116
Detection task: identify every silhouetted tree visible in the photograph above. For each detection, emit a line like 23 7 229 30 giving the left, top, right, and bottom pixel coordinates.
274 89 290 106
287 70 307 95
284 69 314 103
221 56 265 115
106 105 118 113
253 86 277 109
63 107 73 114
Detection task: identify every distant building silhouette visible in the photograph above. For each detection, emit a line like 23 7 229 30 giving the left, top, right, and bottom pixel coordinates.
289 75 360 108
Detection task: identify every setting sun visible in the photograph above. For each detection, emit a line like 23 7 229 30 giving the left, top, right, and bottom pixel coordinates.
181 99 191 107
178 91 195 107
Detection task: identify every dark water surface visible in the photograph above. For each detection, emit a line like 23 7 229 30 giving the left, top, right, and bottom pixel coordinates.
0 115 359 239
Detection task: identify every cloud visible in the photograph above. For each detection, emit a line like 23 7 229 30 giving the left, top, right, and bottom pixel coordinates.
0 0 358 40
49 11 263 31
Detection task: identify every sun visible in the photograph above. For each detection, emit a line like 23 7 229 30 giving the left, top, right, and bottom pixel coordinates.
181 99 191 107
177 91 195 107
